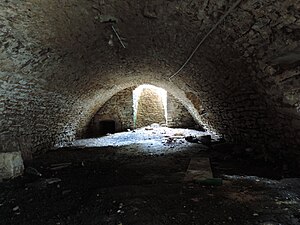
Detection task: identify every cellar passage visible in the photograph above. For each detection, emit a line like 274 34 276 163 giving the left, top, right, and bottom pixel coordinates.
1 0 299 162
0 1 300 224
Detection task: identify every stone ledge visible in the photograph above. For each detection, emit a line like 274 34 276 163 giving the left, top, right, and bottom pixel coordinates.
0 151 24 181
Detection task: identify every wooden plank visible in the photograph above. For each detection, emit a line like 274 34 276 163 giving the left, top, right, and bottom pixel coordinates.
184 158 213 182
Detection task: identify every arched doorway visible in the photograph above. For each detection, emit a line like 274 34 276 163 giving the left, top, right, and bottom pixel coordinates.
133 84 168 128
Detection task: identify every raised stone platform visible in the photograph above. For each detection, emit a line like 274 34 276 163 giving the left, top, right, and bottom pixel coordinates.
184 157 213 182
0 151 24 181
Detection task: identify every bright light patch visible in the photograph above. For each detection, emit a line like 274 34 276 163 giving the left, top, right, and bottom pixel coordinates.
133 84 168 128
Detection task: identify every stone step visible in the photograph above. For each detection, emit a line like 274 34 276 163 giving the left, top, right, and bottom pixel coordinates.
184 157 213 182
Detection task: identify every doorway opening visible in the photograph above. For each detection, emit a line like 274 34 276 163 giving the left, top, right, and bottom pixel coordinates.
99 120 116 135
133 84 168 128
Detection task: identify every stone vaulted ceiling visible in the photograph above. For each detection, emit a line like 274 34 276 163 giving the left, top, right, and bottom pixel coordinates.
0 0 299 163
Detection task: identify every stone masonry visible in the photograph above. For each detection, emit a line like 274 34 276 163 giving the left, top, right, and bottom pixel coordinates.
0 0 299 167
87 86 197 136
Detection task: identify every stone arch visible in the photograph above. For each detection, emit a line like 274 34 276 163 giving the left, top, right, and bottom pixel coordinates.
73 75 207 140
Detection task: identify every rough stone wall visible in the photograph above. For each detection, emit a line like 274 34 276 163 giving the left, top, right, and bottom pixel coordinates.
87 88 134 137
0 74 78 159
0 1 94 157
230 1 300 111
167 93 196 128
0 0 299 165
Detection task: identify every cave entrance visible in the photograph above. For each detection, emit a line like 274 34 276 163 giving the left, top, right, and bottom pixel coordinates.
99 120 116 135
133 84 168 128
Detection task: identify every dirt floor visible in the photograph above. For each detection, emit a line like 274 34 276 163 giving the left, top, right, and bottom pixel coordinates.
0 127 300 225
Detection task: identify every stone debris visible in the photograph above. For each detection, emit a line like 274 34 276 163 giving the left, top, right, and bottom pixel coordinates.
12 206 19 211
94 15 118 23
184 135 212 146
144 127 154 131
50 162 72 170
25 178 62 189
62 189 71 195
1 141 300 224
108 35 114 47
45 178 61 185
25 167 42 177
185 136 200 143
199 135 212 145
164 137 176 144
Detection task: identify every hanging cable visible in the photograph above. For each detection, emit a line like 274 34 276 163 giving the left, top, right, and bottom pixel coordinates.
112 25 126 48
169 0 243 80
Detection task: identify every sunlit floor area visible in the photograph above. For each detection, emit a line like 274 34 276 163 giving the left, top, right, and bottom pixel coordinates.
63 126 219 154
1 127 300 225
